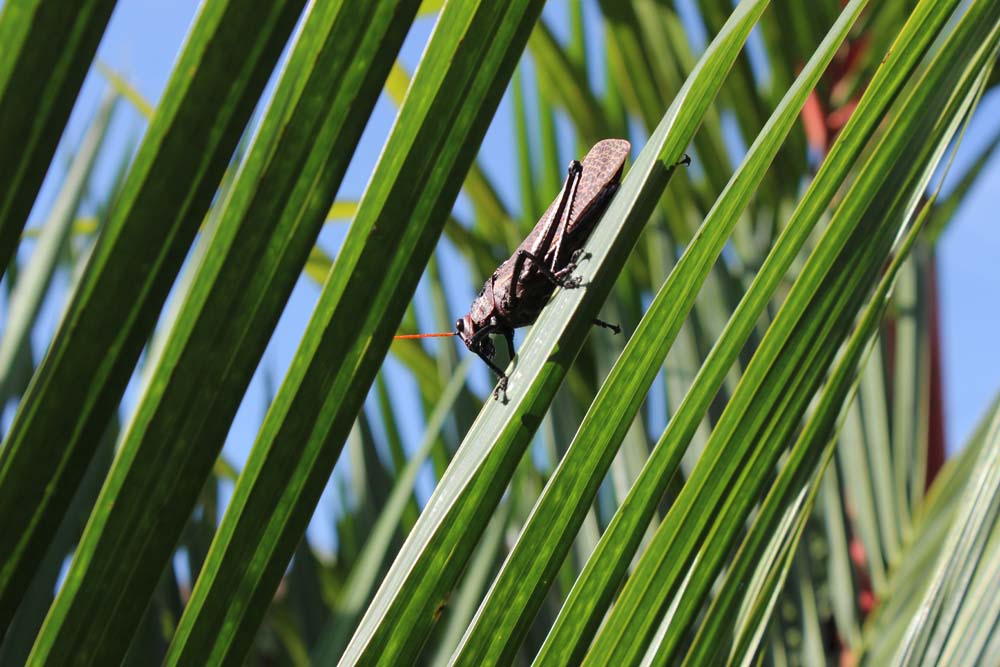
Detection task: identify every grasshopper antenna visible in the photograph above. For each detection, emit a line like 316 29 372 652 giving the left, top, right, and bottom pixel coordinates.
393 332 457 339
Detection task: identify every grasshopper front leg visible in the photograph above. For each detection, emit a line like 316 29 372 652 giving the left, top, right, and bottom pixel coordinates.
489 328 516 402
478 350 510 403
469 322 514 402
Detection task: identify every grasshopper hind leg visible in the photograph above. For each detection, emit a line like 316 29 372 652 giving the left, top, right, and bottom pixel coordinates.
513 250 584 290
508 161 583 308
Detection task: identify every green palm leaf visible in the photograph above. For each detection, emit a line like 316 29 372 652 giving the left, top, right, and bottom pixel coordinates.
1 0 998 664
0 0 305 631
27 2 420 664
0 0 115 273
166 2 545 664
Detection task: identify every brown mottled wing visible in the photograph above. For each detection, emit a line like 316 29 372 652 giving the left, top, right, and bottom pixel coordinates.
540 138 629 269
526 139 630 244
563 138 630 234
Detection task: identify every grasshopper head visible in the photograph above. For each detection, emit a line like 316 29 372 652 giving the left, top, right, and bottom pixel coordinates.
455 315 475 345
456 315 495 360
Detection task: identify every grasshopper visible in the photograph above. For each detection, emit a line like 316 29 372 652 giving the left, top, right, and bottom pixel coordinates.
457 138 632 402
395 139 673 401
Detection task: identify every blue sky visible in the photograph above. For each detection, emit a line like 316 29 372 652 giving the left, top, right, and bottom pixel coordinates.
12 1 1000 546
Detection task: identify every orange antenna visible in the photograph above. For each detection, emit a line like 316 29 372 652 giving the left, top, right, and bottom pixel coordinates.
393 332 456 340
